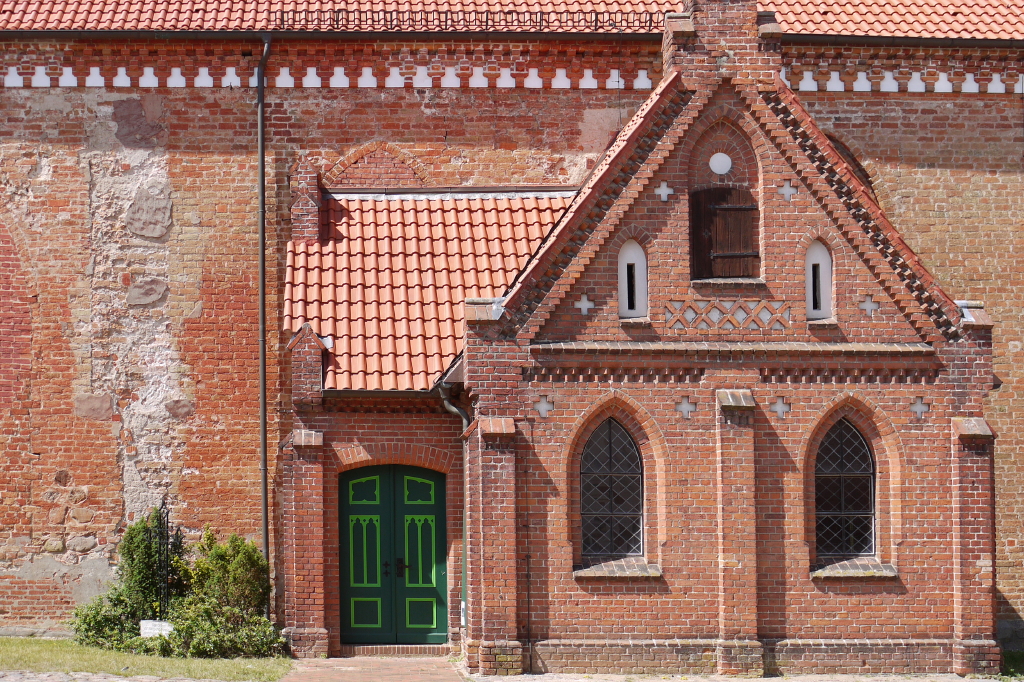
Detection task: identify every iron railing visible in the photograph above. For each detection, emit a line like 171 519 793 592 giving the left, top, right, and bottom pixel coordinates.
273 10 663 33
145 502 183 620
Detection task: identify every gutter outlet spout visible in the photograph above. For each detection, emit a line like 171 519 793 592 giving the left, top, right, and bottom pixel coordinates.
437 383 470 431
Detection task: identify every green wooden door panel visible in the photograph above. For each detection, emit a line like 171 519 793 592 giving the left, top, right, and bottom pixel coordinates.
348 515 381 587
349 476 380 504
351 598 382 628
404 476 434 504
340 465 446 644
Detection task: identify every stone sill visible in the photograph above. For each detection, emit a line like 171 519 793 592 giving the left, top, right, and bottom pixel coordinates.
691 277 767 287
810 557 898 579
807 317 839 328
573 557 662 578
619 316 651 327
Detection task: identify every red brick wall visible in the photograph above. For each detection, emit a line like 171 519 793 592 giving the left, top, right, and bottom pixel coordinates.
794 86 1024 650
0 26 1015 672
0 34 651 631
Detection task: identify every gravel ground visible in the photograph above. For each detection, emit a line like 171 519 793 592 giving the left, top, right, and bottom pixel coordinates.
0 674 227 682
469 673 1001 682
0 667 1006 682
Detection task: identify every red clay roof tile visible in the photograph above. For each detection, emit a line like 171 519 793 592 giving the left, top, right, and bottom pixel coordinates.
767 0 1024 41
1 0 1020 39
285 194 570 391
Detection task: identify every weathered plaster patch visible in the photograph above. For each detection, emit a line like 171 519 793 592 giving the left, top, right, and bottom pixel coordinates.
0 554 113 606
67 94 194 526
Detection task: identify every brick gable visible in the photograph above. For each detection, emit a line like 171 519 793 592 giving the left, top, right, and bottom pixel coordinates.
525 81 927 347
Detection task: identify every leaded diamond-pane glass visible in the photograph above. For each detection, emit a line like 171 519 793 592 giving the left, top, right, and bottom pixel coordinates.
815 418 875 558
581 419 643 557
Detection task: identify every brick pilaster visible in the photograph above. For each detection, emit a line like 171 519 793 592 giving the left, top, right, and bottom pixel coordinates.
462 299 522 674
290 158 323 242
287 323 326 406
951 417 999 675
280 439 328 658
715 388 762 674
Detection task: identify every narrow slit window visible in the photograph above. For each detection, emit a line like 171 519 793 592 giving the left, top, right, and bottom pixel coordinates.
618 239 648 318
811 263 821 311
805 240 833 320
626 264 636 311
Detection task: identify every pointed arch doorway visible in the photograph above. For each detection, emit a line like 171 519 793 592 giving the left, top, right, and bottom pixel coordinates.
339 465 447 644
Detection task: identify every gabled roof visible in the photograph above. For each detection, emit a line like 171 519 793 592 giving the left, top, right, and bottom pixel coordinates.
283 194 570 391
2 0 1021 40
501 70 963 344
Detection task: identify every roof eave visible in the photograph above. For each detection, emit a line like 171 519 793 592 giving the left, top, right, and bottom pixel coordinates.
781 32 1024 49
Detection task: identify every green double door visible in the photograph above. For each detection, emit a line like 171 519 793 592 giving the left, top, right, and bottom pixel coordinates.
340 465 447 644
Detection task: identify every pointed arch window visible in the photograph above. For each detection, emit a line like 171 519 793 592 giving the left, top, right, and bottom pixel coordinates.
815 418 875 558
618 239 648 318
805 240 833 320
581 418 643 557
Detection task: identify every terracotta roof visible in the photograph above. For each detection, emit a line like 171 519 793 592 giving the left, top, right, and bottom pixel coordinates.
2 0 1022 39
0 1 666 33
769 0 1024 41
283 194 570 391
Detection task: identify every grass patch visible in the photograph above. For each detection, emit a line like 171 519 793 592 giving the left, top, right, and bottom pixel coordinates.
1005 651 1024 677
0 638 292 681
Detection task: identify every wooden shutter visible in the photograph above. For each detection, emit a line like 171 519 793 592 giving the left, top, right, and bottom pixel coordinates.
690 188 759 279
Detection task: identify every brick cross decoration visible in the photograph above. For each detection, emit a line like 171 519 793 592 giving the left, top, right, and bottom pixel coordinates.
778 180 798 201
575 294 595 315
770 397 791 419
910 397 929 418
859 294 880 317
534 395 554 418
654 181 675 202
675 397 696 418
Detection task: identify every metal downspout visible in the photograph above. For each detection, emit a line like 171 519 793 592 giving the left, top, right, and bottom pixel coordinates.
257 34 272 580
436 382 471 635
437 382 470 431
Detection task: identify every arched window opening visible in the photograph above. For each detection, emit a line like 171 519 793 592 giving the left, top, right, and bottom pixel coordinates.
618 239 648 318
805 240 833 320
815 418 875 559
581 418 643 557
690 188 760 279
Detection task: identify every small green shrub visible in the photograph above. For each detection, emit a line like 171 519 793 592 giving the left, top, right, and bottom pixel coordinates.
71 512 283 658
71 508 187 651
1004 650 1024 677
189 529 271 614
167 596 284 658
70 583 141 650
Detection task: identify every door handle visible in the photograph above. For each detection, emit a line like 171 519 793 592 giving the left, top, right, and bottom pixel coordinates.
396 557 409 578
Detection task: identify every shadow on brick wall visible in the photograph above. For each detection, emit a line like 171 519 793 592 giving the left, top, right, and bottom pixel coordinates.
998 589 1024 651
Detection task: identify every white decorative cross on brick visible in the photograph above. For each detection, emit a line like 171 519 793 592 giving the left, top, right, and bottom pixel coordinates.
654 181 675 202
575 294 595 315
778 180 798 201
859 294 880 317
910 397 929 418
770 397 791 419
675 397 696 418
534 396 554 418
